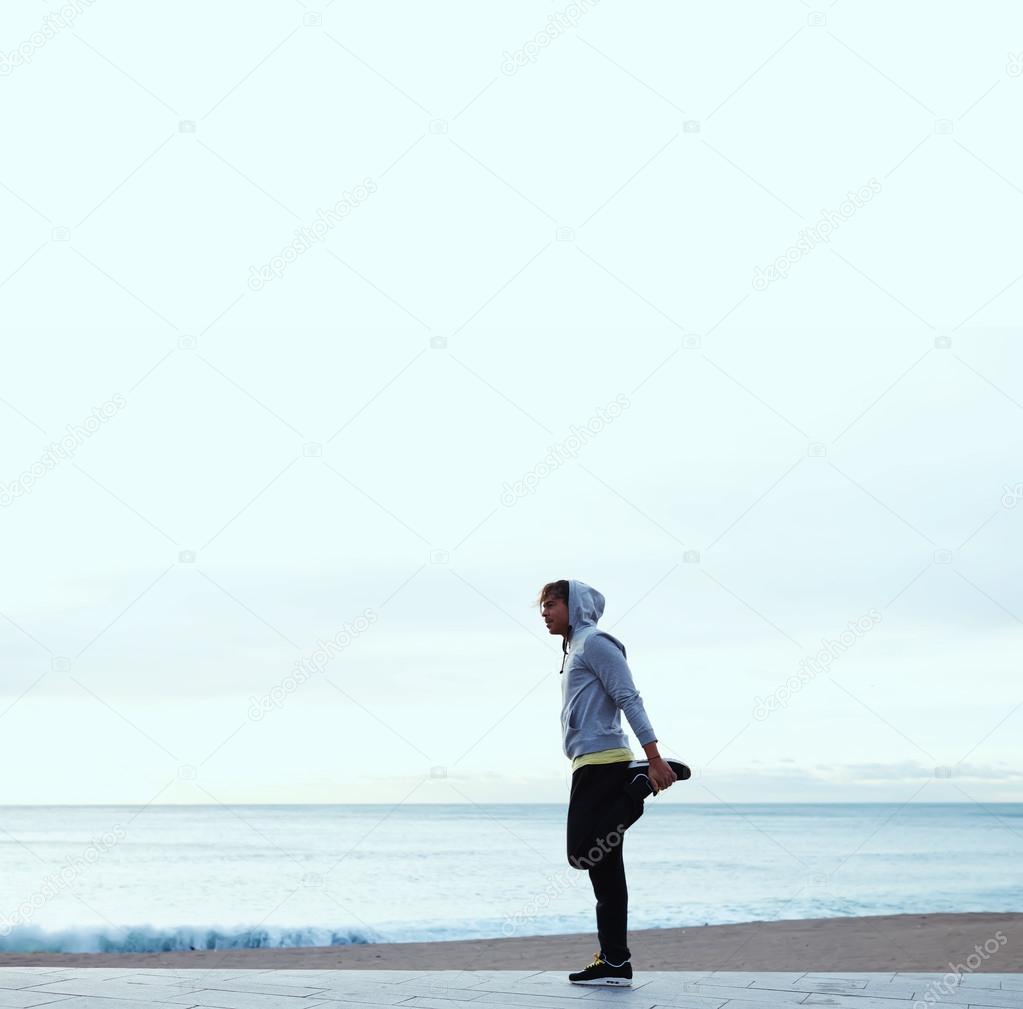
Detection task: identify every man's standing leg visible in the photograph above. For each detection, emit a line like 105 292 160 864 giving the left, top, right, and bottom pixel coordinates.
588 831 629 965
566 762 644 965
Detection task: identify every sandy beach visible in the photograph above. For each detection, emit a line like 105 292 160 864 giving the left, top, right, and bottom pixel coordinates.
1 913 1018 972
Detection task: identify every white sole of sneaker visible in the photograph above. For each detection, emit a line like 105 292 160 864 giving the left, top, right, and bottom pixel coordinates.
569 978 632 986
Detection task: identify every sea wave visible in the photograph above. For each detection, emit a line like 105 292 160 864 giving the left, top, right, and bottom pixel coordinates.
0 924 380 954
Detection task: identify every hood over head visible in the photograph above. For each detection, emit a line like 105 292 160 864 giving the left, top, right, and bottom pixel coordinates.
559 579 626 673
568 579 605 633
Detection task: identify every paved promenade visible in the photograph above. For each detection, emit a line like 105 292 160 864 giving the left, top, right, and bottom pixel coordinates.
1 969 1022 1009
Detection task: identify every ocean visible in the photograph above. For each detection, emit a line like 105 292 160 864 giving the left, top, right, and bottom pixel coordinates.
0 803 1019 953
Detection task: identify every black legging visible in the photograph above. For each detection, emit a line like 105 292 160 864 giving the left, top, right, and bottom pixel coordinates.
565 759 645 965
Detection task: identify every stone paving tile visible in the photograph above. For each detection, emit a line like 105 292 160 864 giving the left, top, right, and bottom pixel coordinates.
395 975 542 991
803 994 921 1009
117 980 273 989
959 980 1023 992
666 998 808 1009
857 983 924 995
23 983 205 1003
755 984 869 995
646 998 728 1006
476 992 646 1009
0 979 94 992
806 987 918 1002
890 976 957 984
311 978 426 987
597 990 712 1006
391 981 491 994
280 998 390 1006
579 988 714 1005
669 984 807 1004
0 979 67 994
203 974 298 982
81 978 176 983
461 983 592 1000
313 984 452 1004
263 976 422 988
805 986 921 1000
177 982 276 988
815 992 1018 1009
644 1001 728 1009
711 975 807 988
183 985 325 999
614 988 726 1009
917 989 1023 1006
313 994 436 1007
915 993 1023 1009
26 1000 194 1009
578 989 662 1000
31 977 153 985
0 992 78 1009
196 980 336 994
802 980 896 986
387 989 487 1003
117 982 210 990
698 999 812 1009
155 992 332 1009
632 981 718 992
394 994 491 1002
699 990 810 1006
530 986 671 1002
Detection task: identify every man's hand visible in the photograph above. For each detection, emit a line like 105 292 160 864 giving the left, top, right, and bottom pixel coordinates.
647 756 677 794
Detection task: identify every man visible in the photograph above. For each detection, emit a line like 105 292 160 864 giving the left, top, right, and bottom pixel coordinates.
538 578 689 986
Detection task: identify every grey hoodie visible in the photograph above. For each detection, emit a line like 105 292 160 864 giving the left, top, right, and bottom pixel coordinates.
559 579 657 760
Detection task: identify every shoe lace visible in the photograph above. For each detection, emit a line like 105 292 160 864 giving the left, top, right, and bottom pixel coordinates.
585 951 604 969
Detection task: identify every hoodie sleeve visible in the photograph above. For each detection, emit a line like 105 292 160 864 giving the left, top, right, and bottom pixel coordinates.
583 633 657 747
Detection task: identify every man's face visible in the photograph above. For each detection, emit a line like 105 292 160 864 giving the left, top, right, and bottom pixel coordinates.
542 594 569 638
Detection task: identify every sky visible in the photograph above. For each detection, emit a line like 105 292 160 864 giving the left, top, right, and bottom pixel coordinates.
1 1 1021 808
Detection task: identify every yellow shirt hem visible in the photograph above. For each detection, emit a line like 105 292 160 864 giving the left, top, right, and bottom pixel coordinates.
571 746 635 772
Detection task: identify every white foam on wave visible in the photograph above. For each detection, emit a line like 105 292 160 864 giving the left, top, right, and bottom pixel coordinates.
0 924 381 954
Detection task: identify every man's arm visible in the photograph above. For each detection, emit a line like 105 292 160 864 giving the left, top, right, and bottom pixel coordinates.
587 634 677 791
584 634 657 746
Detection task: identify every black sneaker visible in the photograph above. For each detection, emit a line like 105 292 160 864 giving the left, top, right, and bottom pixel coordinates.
568 950 633 986
625 758 691 801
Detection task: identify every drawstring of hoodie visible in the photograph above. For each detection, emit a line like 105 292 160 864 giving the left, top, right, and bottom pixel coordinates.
559 624 572 674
